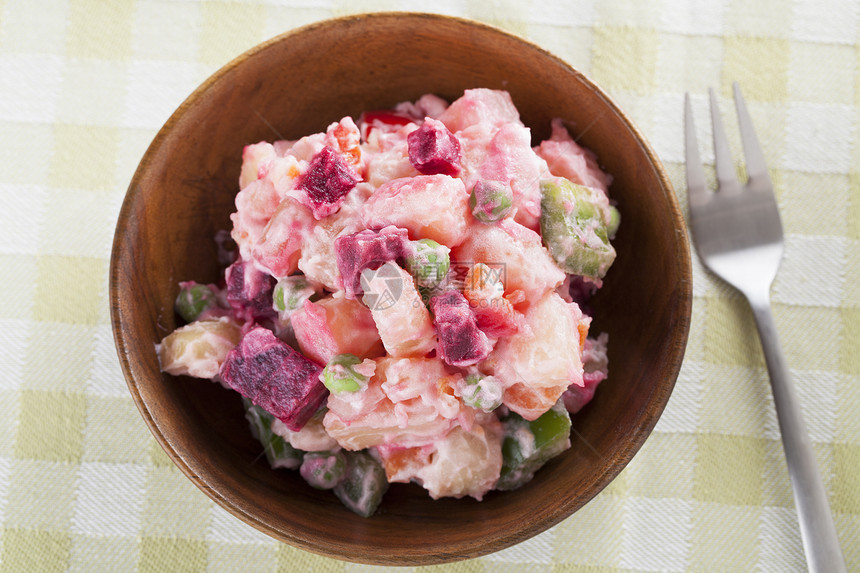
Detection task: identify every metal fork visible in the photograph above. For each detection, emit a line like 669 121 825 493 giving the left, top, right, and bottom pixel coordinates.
685 83 846 573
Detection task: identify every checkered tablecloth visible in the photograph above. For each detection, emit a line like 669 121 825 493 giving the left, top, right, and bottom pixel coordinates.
2 1 858 571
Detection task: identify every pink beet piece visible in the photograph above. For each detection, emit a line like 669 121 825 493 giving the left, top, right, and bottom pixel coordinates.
407 117 462 176
562 335 608 414
297 145 359 218
220 326 327 431
430 290 492 367
562 370 605 414
225 260 277 321
334 226 413 299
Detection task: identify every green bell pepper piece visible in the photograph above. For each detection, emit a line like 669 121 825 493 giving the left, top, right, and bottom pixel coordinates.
539 178 617 281
243 398 303 470
333 451 389 517
496 399 571 491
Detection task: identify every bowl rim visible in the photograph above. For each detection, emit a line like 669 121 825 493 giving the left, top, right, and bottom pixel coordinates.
110 10 692 565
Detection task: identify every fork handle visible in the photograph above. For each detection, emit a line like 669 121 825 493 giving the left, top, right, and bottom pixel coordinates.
748 296 846 573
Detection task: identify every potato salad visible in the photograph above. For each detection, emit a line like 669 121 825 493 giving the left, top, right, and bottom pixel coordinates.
157 89 618 517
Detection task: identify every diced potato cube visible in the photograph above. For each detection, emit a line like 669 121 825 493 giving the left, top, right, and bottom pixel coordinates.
378 414 503 500
253 196 315 279
231 155 303 264
158 317 242 379
452 218 565 305
482 292 586 420
271 411 338 453
291 296 384 365
473 122 544 230
437 88 521 133
362 174 471 247
239 141 276 189
297 186 368 290
324 357 464 450
534 119 613 196
360 262 436 358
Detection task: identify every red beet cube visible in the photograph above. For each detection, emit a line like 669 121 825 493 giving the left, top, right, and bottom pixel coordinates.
220 326 327 431
358 109 414 141
297 146 359 218
407 117 462 176
225 260 277 322
334 226 413 299
430 290 492 367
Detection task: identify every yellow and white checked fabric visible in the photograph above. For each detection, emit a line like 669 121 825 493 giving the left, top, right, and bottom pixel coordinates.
1 0 858 571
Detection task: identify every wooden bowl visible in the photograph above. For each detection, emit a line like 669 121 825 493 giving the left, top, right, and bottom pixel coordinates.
110 12 691 565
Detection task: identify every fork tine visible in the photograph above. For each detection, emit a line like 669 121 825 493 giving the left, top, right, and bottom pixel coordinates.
684 93 709 208
733 82 772 189
709 87 740 192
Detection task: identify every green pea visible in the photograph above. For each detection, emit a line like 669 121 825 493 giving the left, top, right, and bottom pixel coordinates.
469 180 513 223
404 239 451 287
272 276 316 315
174 282 217 323
300 451 348 490
322 354 368 393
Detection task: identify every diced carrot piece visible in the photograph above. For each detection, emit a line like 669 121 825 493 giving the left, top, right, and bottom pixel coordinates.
378 445 433 482
503 382 565 422
577 320 589 354
325 117 362 171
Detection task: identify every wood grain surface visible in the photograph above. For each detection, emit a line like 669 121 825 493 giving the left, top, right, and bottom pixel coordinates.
110 12 692 565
